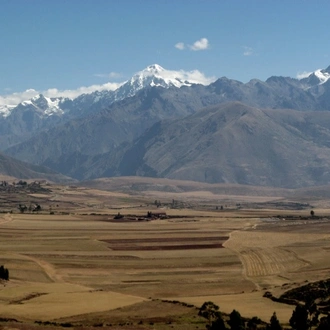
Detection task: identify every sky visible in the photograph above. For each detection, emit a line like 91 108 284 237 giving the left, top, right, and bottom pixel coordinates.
1 0 330 105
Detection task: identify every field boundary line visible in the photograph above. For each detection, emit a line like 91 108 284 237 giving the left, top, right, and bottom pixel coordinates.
21 254 64 283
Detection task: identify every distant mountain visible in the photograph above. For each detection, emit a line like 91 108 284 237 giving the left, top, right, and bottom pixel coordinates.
1 94 69 119
65 64 207 118
4 64 330 188
0 64 207 120
4 86 211 177
2 63 330 121
87 102 330 188
0 64 210 149
0 95 71 150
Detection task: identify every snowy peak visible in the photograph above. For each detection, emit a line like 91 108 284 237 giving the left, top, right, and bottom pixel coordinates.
7 94 67 118
112 64 208 101
300 65 330 86
24 94 65 116
144 64 165 74
132 64 197 88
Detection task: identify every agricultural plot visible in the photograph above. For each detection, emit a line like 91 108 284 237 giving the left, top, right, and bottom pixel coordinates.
0 183 330 327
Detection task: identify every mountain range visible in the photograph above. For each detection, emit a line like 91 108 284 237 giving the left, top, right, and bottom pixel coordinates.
2 64 330 188
0 151 73 183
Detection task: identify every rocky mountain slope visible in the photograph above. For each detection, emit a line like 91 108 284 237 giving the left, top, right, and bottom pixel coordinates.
3 64 330 187
84 102 330 188
1 64 330 151
5 85 210 176
0 152 74 183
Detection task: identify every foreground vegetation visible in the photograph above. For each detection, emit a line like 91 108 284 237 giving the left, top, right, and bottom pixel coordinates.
198 300 330 330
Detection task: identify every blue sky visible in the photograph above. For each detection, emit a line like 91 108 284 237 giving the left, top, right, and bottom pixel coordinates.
1 0 330 104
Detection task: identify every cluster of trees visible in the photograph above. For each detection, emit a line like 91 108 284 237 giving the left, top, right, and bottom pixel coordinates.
199 300 330 330
289 301 330 330
154 200 162 207
198 301 264 330
0 265 9 280
18 203 42 213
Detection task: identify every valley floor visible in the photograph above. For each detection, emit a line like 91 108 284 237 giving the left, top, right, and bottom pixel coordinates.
0 182 330 328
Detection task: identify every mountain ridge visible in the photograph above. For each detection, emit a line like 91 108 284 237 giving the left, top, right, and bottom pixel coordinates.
3 64 330 188
2 63 330 119
96 102 330 188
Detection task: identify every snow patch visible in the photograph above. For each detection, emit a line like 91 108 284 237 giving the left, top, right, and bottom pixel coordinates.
0 105 15 118
314 69 330 84
298 66 330 85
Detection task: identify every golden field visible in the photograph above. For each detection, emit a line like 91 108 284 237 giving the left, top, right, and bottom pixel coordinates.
0 178 330 329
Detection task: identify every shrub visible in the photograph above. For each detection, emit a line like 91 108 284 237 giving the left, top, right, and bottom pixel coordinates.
0 265 9 280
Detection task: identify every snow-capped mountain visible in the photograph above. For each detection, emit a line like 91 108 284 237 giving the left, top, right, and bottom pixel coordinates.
300 65 330 86
0 64 210 119
19 94 67 116
72 64 210 114
3 63 330 123
0 64 215 150
5 63 330 187
1 94 70 119
112 64 200 100
4 63 330 120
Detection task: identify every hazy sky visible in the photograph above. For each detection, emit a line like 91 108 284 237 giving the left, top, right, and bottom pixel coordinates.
1 0 330 103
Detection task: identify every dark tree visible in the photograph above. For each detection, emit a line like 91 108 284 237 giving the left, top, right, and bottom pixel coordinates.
209 316 226 330
247 317 261 330
114 212 124 219
290 305 309 330
0 265 9 280
310 210 315 217
199 301 222 329
228 309 245 330
18 180 27 186
268 312 282 330
305 299 319 328
317 315 330 330
18 204 27 213
32 204 41 212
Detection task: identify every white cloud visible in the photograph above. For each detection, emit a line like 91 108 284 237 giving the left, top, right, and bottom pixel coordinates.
178 69 215 84
0 82 123 106
175 38 210 51
296 71 313 79
243 46 253 56
94 72 123 79
189 38 209 51
0 89 39 106
175 42 185 50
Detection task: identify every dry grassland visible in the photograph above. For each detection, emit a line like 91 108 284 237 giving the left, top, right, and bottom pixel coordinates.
0 180 330 328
